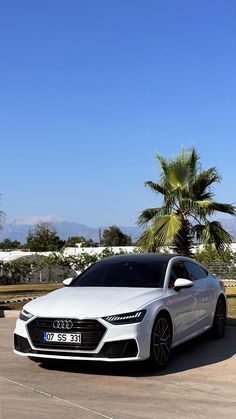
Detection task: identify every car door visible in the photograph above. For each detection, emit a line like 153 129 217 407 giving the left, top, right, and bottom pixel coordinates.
165 260 200 344
183 260 215 329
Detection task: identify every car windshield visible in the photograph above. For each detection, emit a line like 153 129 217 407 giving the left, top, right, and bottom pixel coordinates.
71 260 168 288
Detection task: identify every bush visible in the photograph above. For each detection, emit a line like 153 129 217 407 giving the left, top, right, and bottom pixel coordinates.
194 247 236 279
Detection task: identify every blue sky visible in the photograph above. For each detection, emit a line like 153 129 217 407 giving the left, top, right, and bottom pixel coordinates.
0 0 236 227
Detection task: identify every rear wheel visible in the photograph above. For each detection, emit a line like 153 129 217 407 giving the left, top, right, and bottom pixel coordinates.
148 315 172 371
211 297 226 339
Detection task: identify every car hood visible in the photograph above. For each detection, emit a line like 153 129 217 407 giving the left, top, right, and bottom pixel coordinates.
24 287 164 318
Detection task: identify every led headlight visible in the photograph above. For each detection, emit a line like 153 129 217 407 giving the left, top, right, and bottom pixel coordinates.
103 310 146 325
19 309 34 322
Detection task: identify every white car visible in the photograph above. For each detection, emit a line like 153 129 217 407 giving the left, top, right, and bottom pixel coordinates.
14 254 227 370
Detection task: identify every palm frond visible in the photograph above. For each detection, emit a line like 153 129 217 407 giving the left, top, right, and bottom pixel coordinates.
179 198 209 220
136 226 159 252
210 202 236 215
195 201 236 216
167 162 191 191
168 148 199 190
137 215 183 251
192 223 205 241
152 214 183 246
196 191 214 201
144 181 166 195
201 221 233 252
157 148 199 194
187 148 200 179
155 153 170 179
191 168 221 200
137 207 166 226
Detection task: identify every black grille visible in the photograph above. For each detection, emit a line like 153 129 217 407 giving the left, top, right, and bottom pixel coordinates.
27 317 106 350
28 340 138 358
14 334 32 353
100 340 138 358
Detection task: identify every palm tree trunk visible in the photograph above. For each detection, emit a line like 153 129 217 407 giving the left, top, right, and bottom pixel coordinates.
173 219 193 256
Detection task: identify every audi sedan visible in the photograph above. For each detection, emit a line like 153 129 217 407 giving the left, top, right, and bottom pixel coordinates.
14 254 227 370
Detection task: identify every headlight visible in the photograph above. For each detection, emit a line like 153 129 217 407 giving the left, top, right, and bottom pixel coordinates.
103 310 146 325
19 309 34 322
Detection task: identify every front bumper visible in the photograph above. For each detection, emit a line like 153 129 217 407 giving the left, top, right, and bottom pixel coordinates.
14 315 151 362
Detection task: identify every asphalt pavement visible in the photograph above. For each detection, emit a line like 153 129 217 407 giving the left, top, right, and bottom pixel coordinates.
1 318 236 419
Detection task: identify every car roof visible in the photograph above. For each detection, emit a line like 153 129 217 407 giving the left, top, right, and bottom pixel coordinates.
97 253 178 264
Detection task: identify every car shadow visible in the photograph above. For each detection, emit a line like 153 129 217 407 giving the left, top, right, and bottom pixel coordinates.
38 326 236 377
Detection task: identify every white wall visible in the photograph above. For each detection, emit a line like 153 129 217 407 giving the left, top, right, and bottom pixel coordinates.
1 243 236 261
0 246 136 261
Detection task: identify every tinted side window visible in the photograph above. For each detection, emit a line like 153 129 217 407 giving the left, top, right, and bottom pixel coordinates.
184 261 208 281
169 261 189 288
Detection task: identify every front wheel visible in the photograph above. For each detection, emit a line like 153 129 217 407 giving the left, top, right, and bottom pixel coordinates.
148 315 172 371
211 297 226 339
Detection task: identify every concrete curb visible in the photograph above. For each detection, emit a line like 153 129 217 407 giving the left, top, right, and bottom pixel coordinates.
0 310 20 318
227 318 236 327
0 297 35 305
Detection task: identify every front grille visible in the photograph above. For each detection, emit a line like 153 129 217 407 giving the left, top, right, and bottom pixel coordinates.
27 317 106 351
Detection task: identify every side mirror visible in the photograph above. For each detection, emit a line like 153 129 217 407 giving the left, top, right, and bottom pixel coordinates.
174 278 193 288
63 277 74 287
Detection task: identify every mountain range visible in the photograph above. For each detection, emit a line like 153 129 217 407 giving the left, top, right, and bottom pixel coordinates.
0 217 236 244
0 218 142 243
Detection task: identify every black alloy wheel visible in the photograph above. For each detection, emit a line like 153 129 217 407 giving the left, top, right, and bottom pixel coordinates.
211 297 226 339
149 316 172 371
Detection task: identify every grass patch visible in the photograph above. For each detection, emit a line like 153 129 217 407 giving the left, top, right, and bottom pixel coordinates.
0 282 63 304
0 283 62 294
0 283 63 303
228 297 236 318
225 287 236 296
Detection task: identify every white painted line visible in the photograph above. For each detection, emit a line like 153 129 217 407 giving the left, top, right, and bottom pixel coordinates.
1 376 116 419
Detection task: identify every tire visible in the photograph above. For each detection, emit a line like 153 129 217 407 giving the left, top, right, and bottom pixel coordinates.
211 297 226 339
148 315 172 371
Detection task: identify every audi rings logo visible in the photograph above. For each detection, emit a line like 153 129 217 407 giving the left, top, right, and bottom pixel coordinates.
53 319 74 330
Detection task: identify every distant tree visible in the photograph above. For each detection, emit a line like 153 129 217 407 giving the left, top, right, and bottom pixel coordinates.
65 236 95 247
0 238 21 250
26 222 65 252
101 225 132 246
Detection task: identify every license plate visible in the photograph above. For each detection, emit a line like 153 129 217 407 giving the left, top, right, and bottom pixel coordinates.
43 331 82 344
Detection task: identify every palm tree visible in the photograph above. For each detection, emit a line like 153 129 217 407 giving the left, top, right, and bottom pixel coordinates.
137 148 236 256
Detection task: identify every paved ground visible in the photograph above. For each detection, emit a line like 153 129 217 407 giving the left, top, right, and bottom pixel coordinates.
0 319 236 419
